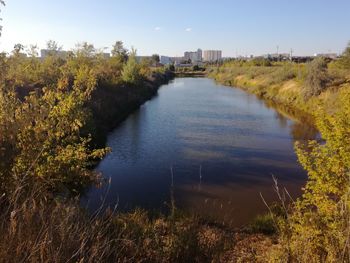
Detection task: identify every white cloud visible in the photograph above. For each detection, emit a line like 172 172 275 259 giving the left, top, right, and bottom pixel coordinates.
185 28 192 32
154 26 161 31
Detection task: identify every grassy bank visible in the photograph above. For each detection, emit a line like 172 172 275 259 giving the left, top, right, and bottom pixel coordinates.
0 42 279 262
89 70 174 147
208 44 350 262
208 59 350 117
0 181 278 262
1 38 350 262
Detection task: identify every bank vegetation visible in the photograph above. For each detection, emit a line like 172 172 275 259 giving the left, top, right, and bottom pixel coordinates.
2 1 350 260
209 42 350 262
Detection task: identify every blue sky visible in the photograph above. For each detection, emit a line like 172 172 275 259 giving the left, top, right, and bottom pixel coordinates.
0 0 349 56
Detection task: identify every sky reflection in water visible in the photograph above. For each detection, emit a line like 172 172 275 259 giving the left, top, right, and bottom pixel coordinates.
85 78 318 226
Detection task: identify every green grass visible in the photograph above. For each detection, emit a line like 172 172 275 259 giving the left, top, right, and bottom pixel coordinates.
249 214 276 235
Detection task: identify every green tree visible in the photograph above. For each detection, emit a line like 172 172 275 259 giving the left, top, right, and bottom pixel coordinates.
46 40 62 52
12 43 25 56
75 42 95 58
0 65 107 194
45 40 63 57
26 44 38 57
166 64 175 72
121 48 141 84
111 41 128 61
151 54 160 64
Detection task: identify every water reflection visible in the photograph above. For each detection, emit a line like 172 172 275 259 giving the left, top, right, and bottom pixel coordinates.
84 78 318 226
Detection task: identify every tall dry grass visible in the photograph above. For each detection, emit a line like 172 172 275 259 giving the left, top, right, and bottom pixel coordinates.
0 177 232 263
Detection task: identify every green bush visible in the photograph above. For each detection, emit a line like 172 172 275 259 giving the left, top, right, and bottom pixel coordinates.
270 89 350 262
249 214 276 235
167 64 175 72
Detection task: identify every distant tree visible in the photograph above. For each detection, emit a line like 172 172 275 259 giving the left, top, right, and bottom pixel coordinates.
303 57 329 99
122 48 141 84
27 44 38 57
192 65 200 71
151 54 160 64
12 43 25 56
111 41 128 61
46 40 62 52
167 64 175 72
75 42 95 57
0 1 5 37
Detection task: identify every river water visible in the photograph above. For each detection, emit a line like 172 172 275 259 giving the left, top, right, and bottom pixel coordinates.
86 78 317 226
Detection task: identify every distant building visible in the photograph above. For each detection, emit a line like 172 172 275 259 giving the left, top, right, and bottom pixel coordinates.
40 49 68 59
184 48 202 63
102 53 111 59
17 53 28 58
171 57 185 65
263 53 290 60
160 56 172 65
203 50 222 62
197 49 202 62
314 53 338 59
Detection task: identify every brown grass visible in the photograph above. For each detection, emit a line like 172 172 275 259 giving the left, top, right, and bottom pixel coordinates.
0 178 246 263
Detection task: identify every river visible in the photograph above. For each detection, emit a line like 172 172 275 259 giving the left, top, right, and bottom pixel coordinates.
85 77 317 226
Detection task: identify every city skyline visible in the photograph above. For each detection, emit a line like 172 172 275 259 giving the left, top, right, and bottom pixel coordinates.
0 0 349 56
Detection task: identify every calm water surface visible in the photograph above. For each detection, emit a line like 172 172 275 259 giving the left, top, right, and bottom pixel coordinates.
86 78 317 226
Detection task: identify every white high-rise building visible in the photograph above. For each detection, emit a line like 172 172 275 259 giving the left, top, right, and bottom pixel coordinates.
203 50 222 62
197 49 202 61
184 48 202 63
40 49 68 59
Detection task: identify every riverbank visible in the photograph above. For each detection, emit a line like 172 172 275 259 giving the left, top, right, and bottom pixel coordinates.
89 70 175 147
2 46 349 261
175 71 206 77
207 61 350 118
207 55 350 261
0 185 276 262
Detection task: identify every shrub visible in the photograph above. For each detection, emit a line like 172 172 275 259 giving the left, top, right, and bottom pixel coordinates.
270 89 350 262
167 64 175 72
249 58 272 67
302 57 329 99
249 214 276 235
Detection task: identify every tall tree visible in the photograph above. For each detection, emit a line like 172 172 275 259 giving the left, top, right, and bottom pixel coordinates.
151 54 160 64
12 43 25 56
75 42 95 57
121 48 140 84
46 40 62 52
27 44 38 57
111 41 128 61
